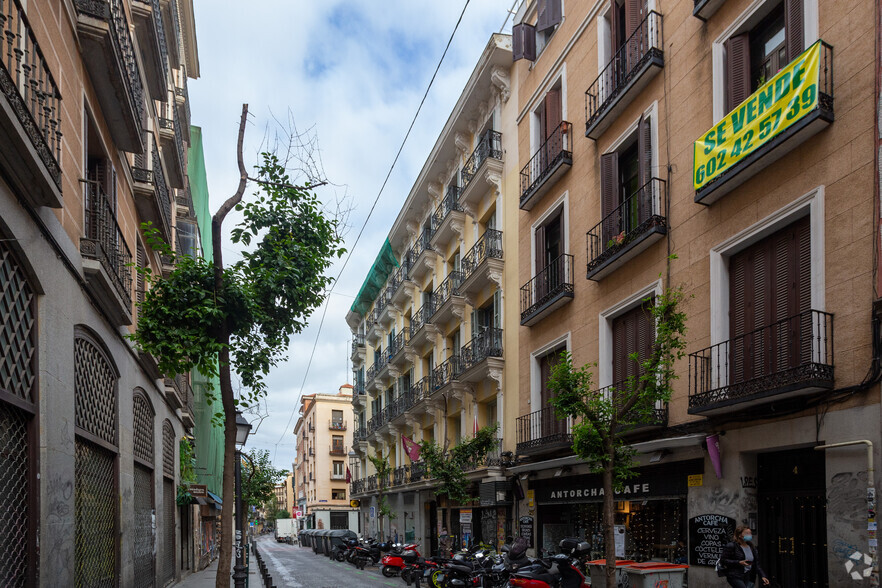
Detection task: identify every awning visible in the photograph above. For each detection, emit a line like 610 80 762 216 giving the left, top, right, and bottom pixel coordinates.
193 495 210 506
207 490 223 510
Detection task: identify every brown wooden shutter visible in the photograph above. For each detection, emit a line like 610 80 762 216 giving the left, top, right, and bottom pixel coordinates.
784 0 804 62
610 0 620 51
612 314 628 385
547 0 562 30
537 0 549 32
513 24 537 62
544 88 562 141
637 116 653 219
601 152 620 244
725 33 751 113
535 224 546 272
625 0 643 64
136 243 146 306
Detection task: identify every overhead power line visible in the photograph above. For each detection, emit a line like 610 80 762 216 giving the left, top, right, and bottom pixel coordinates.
272 0 474 461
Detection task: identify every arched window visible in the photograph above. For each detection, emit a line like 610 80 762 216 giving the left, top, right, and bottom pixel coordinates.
133 389 155 586
73 327 119 588
0 237 37 586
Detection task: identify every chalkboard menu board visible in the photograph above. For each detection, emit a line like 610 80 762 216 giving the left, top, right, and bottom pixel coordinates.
689 514 735 566
519 516 534 548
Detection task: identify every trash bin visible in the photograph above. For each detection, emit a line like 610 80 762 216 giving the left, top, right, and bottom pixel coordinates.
621 562 689 588
586 559 636 587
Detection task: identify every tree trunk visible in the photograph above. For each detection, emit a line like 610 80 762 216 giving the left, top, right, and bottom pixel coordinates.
603 450 616 588
212 104 250 588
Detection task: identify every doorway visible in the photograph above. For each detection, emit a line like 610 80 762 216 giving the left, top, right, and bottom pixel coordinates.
757 448 828 587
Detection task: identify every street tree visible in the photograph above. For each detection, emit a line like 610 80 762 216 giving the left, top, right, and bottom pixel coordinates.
367 453 395 540
419 424 499 505
548 287 687 588
131 105 344 586
241 449 288 510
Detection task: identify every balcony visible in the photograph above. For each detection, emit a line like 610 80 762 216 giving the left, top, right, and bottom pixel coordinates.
430 186 466 249
688 310 834 416
353 427 367 443
159 103 186 188
694 42 833 205
584 11 663 140
520 121 572 210
132 135 173 242
366 353 387 390
159 0 181 68
693 0 726 20
390 251 416 309
430 271 466 326
463 437 503 471
365 305 384 347
388 329 410 368
516 406 573 456
0 0 63 208
392 466 408 487
459 130 503 211
131 0 169 100
431 356 461 396
330 444 347 456
163 377 183 409
376 283 397 329
81 181 133 325
178 373 195 430
329 419 347 431
351 333 366 364
74 0 145 152
331 472 346 481
409 229 437 282
174 66 191 141
350 478 366 496
460 229 504 298
586 178 667 281
367 411 386 435
520 254 574 326
408 305 437 352
459 328 504 384
593 382 668 434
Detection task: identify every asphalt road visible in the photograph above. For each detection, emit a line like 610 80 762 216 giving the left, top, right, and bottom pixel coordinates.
254 535 403 588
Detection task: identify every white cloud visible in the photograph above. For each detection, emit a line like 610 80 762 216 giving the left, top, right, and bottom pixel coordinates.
189 0 513 467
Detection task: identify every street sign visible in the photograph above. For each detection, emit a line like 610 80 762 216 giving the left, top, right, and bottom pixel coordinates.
294 510 303 518
350 499 360 508
189 484 207 498
370 506 376 519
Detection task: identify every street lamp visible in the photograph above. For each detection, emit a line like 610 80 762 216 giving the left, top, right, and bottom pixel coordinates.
232 411 252 587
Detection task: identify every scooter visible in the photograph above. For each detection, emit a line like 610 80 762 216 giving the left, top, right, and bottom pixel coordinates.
507 538 590 588
382 542 421 577
352 538 390 569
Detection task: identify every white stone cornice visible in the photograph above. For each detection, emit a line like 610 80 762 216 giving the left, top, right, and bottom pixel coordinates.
490 65 511 103
428 181 444 201
484 168 503 196
454 131 470 158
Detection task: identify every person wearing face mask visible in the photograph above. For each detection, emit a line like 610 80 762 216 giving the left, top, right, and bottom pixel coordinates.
720 526 770 587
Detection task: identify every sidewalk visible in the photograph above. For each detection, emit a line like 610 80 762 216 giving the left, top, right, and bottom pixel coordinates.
175 555 262 587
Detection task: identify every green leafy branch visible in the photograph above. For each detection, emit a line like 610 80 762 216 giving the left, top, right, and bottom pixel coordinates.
419 424 499 504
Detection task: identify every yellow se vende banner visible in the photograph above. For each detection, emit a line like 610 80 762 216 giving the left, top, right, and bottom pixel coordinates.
694 40 822 191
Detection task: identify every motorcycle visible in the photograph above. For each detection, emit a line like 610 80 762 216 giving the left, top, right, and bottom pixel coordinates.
352 538 391 569
382 542 421 577
507 538 590 588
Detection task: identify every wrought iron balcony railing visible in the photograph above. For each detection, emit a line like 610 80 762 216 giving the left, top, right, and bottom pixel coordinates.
592 381 669 432
410 461 427 483
160 104 186 177
462 229 503 281
389 329 410 361
463 437 502 471
366 352 387 385
688 309 834 414
431 185 464 233
460 328 503 373
409 306 429 337
432 356 461 393
353 427 367 442
351 333 366 355
520 253 574 325
461 129 502 187
329 419 347 431
81 181 133 307
74 0 145 141
516 406 572 454
329 444 346 456
351 478 366 495
0 0 63 187
584 11 663 138
586 178 667 279
520 121 571 209
392 466 408 487
430 271 463 318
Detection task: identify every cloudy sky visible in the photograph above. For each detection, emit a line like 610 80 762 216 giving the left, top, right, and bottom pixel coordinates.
188 0 518 469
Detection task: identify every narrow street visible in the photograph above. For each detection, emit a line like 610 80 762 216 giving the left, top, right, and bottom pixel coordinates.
254 535 400 588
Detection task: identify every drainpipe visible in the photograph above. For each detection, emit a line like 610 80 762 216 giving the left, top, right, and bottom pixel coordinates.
815 441 876 581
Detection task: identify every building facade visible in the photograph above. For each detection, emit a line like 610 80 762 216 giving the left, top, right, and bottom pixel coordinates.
346 34 521 552
0 0 202 585
510 0 878 585
293 386 359 531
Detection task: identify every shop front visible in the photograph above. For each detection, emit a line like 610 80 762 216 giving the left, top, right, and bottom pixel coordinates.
532 460 702 559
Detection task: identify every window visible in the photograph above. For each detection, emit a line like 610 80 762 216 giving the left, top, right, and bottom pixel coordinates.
534 85 564 159
724 0 804 113
331 489 346 501
330 511 349 529
331 410 343 423
513 0 562 61
332 435 344 453
600 115 653 246
176 218 198 257
333 461 344 476
534 206 565 299
538 347 566 406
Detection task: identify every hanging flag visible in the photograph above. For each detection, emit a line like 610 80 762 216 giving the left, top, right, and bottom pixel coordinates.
345 465 352 483
402 435 421 461
706 434 723 479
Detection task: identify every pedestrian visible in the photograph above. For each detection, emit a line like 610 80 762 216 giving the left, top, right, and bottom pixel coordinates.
720 526 770 587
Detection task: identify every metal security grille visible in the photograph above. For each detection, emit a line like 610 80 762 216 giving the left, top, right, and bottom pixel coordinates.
75 439 117 588
0 403 29 587
162 420 174 478
74 336 117 445
0 241 36 402
133 465 155 588
133 393 154 464
161 479 175 584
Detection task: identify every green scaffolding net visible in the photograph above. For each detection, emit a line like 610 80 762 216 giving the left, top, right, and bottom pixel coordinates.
350 239 399 317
